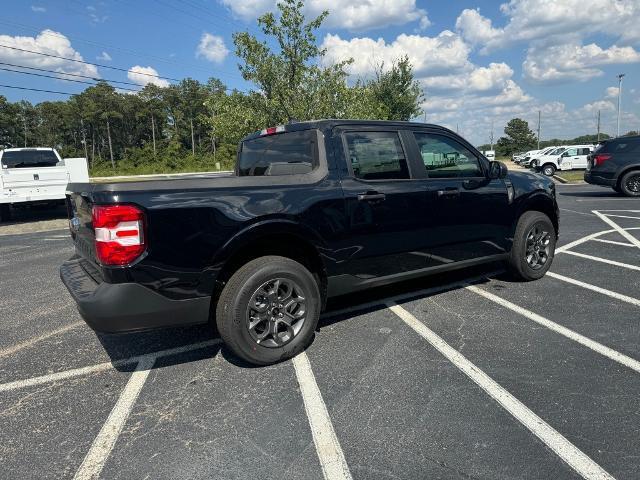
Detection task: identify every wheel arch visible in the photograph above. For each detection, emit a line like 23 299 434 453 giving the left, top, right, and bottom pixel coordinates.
210 220 328 311
516 192 559 238
615 164 640 189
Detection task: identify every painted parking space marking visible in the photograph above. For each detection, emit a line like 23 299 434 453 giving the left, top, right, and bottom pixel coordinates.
73 357 155 480
592 211 640 249
0 339 221 393
466 285 640 374
561 251 640 271
292 352 353 480
0 321 83 359
591 238 635 247
387 302 615 480
546 272 640 307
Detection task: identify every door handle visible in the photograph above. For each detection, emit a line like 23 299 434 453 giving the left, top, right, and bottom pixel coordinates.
357 191 386 202
437 188 460 198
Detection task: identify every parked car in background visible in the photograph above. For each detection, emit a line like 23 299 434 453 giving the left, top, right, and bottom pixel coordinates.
60 120 559 366
0 148 89 221
515 149 542 164
585 136 640 196
512 152 527 162
482 150 496 160
532 145 594 176
522 146 556 167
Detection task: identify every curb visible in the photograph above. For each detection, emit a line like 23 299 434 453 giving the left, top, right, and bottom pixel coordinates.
552 175 569 184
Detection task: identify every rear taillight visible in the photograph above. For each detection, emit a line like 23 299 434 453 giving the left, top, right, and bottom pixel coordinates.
92 204 146 266
592 154 612 167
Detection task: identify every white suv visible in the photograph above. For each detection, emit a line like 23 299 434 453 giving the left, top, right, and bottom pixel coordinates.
532 145 594 176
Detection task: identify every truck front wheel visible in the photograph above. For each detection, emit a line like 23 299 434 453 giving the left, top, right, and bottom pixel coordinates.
216 255 320 365
507 211 556 281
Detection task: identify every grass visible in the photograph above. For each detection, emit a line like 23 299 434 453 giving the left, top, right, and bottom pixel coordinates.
554 170 586 183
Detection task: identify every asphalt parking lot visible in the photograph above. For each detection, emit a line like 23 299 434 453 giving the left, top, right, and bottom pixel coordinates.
1 184 639 480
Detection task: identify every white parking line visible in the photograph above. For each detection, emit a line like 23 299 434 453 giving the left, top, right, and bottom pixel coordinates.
0 339 221 393
602 214 640 220
73 357 155 480
387 302 615 480
0 321 83 359
561 251 640 271
593 211 640 249
292 352 353 480
466 286 640 374
556 227 640 253
546 272 640 307
592 239 635 247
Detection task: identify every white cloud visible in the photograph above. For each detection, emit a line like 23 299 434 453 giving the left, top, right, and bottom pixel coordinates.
0 29 98 77
127 66 169 88
457 0 640 52
605 87 620 98
455 9 500 46
196 33 229 63
31 5 46 12
523 41 640 83
96 51 112 61
221 0 429 32
321 31 470 77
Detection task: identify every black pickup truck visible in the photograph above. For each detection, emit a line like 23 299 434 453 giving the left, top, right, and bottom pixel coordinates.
61 120 559 365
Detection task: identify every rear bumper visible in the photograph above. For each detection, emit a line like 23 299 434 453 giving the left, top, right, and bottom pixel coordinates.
60 256 211 333
584 171 616 187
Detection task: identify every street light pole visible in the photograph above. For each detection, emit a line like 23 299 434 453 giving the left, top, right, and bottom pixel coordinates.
616 73 625 137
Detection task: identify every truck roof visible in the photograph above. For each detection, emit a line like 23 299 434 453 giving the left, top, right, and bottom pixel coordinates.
2 147 56 152
241 119 453 142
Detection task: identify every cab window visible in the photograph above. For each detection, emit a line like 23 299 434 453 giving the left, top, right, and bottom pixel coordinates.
344 131 409 180
413 132 483 178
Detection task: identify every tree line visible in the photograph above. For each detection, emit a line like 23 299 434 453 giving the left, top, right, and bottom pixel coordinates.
0 0 423 176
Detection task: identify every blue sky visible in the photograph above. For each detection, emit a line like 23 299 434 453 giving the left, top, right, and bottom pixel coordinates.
1 0 639 145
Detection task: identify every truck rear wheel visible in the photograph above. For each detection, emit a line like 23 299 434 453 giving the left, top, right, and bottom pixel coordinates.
542 164 556 176
216 255 320 365
507 211 556 281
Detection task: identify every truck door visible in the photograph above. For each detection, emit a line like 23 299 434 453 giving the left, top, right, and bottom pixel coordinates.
409 130 512 264
335 128 432 283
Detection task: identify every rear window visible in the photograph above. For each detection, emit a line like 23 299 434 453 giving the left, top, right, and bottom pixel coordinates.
598 137 640 154
238 130 318 176
1 150 59 168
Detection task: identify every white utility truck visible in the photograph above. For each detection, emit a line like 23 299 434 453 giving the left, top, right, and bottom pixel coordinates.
0 148 89 221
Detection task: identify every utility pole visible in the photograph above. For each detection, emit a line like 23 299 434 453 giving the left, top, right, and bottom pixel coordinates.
490 120 494 151
80 119 89 166
22 106 27 147
596 110 601 142
151 114 157 158
616 73 625 137
423 111 427 123
537 110 541 149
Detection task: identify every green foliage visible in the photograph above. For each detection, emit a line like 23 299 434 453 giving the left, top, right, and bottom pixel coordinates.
0 0 424 176
496 118 538 156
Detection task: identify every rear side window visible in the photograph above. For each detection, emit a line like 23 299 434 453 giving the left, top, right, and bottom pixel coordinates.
578 148 591 155
238 130 318 176
413 132 483 178
599 138 640 154
1 150 59 168
344 131 409 180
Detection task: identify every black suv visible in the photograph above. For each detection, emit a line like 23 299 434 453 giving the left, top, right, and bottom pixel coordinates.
585 136 640 196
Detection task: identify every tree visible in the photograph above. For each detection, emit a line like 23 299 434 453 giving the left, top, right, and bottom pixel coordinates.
367 56 423 121
233 0 353 124
496 118 537 156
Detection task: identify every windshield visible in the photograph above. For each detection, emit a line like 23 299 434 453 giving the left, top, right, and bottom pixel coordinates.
1 150 59 168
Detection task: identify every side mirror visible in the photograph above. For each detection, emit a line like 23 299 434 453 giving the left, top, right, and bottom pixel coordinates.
489 160 508 179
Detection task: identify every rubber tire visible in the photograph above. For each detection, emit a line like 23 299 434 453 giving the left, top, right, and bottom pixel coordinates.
216 255 320 366
0 204 10 222
619 170 640 197
507 211 556 281
542 164 556 176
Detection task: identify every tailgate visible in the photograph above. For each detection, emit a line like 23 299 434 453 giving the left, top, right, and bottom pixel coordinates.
2 166 68 187
67 191 99 270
